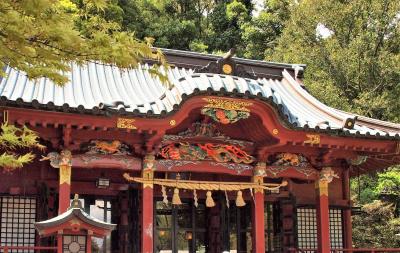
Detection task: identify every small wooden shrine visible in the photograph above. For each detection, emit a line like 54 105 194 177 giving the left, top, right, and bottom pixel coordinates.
1 48 400 253
35 194 116 253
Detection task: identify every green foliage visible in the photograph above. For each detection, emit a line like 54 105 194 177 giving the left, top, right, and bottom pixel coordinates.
350 167 400 246
0 0 169 86
189 40 209 53
241 0 292 59
351 173 379 204
270 1 400 247
113 0 257 56
352 200 400 248
271 0 400 121
376 167 400 196
97 0 290 58
0 123 45 171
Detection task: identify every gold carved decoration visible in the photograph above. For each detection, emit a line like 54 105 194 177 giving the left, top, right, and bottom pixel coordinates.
222 64 233 74
254 162 266 176
253 162 266 193
41 150 72 185
169 120 176 126
272 129 279 135
201 98 253 124
203 98 252 112
252 176 265 193
142 171 154 189
41 150 72 168
316 180 329 196
59 165 71 185
117 118 137 129
142 154 155 188
69 218 81 232
320 167 339 183
304 134 320 145
316 167 339 197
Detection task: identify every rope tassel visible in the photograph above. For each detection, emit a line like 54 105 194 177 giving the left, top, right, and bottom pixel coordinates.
206 191 215 207
193 189 198 208
236 190 246 207
162 186 168 204
172 188 182 205
225 190 230 208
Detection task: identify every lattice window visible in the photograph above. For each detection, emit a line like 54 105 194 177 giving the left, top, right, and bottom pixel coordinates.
0 196 36 253
329 209 343 249
296 207 343 251
63 235 86 253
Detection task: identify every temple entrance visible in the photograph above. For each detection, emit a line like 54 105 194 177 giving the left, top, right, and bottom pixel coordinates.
155 200 207 253
154 197 253 253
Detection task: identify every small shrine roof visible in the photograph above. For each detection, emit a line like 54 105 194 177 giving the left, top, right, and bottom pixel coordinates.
1 49 400 139
35 200 116 232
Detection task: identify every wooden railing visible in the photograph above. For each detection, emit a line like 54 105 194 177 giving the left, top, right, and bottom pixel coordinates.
288 249 400 253
0 246 57 253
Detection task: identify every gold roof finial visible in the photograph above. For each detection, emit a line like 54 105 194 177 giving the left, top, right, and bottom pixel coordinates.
70 194 82 209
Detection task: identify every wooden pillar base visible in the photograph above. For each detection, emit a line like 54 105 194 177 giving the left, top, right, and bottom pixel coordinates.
252 190 265 253
141 185 153 253
252 173 265 253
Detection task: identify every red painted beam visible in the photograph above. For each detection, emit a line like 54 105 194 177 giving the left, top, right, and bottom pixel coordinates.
73 154 141 170
155 160 253 176
3 97 398 155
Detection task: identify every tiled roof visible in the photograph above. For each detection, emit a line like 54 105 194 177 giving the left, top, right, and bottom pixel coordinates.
35 203 116 231
1 60 400 139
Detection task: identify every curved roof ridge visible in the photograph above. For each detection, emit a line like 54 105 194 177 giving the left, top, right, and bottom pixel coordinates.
1 62 400 138
282 70 400 134
282 70 348 124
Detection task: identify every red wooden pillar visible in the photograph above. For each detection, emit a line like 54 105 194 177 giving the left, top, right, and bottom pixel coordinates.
54 150 73 214
57 233 62 253
87 232 92 253
58 163 71 214
342 166 352 249
141 154 155 253
252 170 265 253
315 168 335 253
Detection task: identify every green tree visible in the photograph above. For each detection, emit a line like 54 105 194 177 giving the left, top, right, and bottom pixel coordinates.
0 0 167 86
0 123 45 171
271 0 400 247
352 200 400 248
118 0 203 50
0 0 168 170
206 0 250 55
241 0 292 59
271 0 400 121
350 168 400 247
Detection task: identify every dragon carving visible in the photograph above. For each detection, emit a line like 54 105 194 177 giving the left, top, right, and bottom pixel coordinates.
269 153 310 167
84 140 131 155
160 143 254 164
198 143 254 164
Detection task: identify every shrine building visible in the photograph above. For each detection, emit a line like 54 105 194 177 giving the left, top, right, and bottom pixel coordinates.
1 49 400 253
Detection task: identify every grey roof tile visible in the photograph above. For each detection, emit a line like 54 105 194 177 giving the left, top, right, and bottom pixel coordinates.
1 62 400 138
